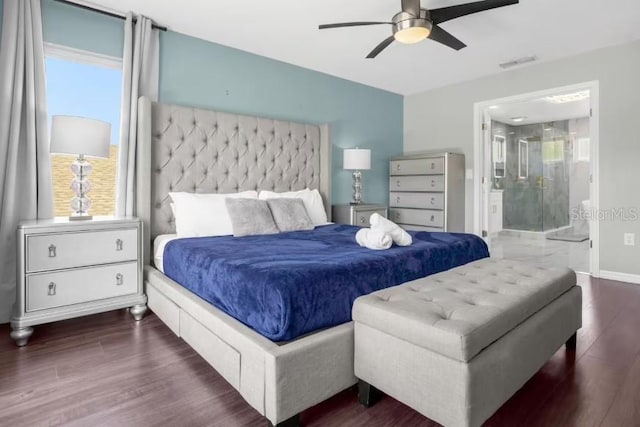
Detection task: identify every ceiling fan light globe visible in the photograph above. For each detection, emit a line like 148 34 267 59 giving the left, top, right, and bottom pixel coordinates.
394 26 431 44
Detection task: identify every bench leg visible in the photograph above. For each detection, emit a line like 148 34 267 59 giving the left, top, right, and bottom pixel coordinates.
358 380 383 408
566 332 577 350
268 414 300 427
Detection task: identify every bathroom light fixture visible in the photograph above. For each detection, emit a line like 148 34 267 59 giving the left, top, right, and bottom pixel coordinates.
344 148 371 205
489 105 499 110
511 116 527 123
50 116 111 220
544 90 589 104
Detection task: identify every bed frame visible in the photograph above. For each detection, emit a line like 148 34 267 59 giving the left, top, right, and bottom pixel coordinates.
135 97 356 426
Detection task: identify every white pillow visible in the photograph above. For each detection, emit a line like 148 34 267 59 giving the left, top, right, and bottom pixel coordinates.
258 188 328 226
169 191 258 237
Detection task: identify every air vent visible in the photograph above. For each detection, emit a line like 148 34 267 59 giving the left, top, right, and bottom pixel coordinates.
499 55 537 69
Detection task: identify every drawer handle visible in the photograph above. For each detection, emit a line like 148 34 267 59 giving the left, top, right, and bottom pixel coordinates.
116 273 124 286
48 282 56 296
115 239 123 251
48 244 56 258
430 163 435 170
360 216 366 224
394 212 400 221
431 180 436 187
430 215 435 222
430 197 436 205
396 196 400 204
396 180 400 187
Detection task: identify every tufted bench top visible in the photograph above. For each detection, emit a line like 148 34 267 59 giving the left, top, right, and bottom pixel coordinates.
352 258 577 362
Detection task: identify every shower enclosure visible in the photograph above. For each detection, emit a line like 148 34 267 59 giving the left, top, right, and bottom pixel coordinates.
491 118 590 233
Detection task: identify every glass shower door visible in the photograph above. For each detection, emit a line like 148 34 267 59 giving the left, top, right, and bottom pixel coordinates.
541 128 570 231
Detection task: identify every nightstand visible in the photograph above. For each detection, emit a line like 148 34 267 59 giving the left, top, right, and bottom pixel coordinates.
332 204 388 227
10 217 147 346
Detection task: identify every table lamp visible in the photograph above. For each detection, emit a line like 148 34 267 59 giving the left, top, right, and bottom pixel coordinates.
343 148 371 205
50 116 111 220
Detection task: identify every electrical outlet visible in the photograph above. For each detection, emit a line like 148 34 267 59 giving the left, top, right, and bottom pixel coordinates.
624 233 635 246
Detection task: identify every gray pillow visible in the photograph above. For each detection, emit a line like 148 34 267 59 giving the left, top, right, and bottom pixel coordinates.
225 198 279 237
267 198 315 232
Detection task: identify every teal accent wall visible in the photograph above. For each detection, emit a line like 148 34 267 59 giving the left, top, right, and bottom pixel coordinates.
41 0 123 58
159 32 403 205
37 1 403 205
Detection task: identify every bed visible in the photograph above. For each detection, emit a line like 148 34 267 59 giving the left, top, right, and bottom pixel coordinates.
135 97 489 426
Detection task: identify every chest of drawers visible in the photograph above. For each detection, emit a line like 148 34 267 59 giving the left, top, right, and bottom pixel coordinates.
10 217 147 346
389 153 465 232
332 204 388 227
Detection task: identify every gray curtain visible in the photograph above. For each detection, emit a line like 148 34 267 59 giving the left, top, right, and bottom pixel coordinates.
116 13 159 216
0 0 54 323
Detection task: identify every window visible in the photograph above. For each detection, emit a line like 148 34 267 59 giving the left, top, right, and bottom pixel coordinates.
45 44 122 217
574 137 590 162
542 139 565 163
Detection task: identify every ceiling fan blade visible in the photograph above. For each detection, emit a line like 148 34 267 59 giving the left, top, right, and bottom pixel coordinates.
401 0 421 16
319 22 391 30
430 0 518 24
428 25 467 50
366 35 395 58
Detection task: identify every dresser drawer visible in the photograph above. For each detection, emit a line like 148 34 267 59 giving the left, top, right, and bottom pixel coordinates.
27 228 138 272
390 158 444 176
26 262 138 312
390 175 445 192
390 208 444 228
353 209 386 227
390 192 444 210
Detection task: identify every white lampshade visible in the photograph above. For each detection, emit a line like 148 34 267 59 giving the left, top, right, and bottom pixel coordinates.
50 116 111 158
343 148 371 171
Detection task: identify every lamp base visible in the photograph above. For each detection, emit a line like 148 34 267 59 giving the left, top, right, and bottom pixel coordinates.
69 155 94 220
351 170 363 205
69 214 93 221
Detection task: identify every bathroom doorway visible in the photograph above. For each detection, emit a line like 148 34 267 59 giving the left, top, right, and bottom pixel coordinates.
474 82 599 275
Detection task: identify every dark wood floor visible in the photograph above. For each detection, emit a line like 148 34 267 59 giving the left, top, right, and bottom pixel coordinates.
1 274 640 426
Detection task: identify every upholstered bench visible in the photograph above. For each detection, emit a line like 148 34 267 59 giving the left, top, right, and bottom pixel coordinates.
353 258 582 427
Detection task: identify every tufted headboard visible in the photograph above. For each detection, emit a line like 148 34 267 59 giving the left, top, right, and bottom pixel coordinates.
135 97 332 264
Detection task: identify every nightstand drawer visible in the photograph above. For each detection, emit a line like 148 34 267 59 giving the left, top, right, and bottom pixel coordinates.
390 158 444 176
353 209 386 227
390 175 445 192
27 228 138 272
390 192 444 209
389 208 444 228
26 262 138 312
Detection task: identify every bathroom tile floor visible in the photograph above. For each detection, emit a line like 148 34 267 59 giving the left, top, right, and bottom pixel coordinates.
490 234 590 273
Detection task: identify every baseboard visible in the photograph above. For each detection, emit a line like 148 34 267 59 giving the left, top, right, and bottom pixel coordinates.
599 270 640 285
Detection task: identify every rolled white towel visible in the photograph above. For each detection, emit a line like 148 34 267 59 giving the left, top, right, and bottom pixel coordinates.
355 228 393 250
370 213 412 246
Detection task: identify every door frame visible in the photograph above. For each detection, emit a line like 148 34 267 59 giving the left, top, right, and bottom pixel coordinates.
472 81 600 276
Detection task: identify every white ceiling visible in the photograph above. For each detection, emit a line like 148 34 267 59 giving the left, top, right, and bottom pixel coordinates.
82 0 640 95
490 93 591 125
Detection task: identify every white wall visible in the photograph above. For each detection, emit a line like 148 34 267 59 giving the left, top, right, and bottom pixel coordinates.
405 40 640 276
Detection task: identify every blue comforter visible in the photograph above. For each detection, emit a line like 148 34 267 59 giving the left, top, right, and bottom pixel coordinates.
163 224 489 341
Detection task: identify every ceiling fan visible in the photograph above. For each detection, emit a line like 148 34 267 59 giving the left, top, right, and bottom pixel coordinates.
319 0 519 58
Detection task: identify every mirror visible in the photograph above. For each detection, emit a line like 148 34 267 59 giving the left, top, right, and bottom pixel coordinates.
518 139 528 179
493 135 506 178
